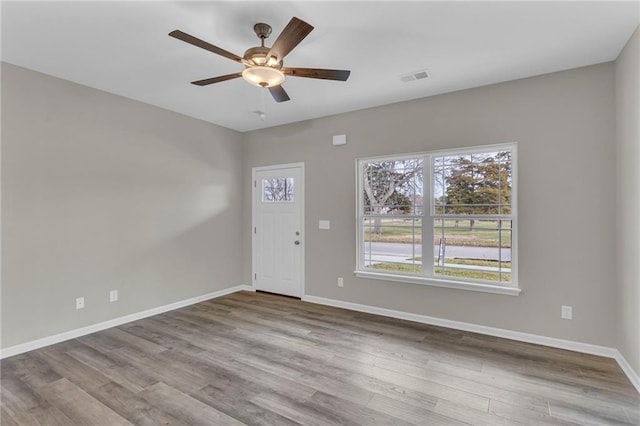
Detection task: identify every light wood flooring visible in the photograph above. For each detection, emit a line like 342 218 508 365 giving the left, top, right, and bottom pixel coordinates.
1 290 639 425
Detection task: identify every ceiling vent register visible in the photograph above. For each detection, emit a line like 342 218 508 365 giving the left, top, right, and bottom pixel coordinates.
401 70 430 83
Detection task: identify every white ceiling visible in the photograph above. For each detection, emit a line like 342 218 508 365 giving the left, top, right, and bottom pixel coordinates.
2 1 638 132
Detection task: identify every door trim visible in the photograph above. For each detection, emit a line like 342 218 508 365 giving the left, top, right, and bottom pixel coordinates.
251 162 305 297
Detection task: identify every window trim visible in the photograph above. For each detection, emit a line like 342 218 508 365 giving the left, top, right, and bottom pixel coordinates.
355 142 519 295
354 270 521 296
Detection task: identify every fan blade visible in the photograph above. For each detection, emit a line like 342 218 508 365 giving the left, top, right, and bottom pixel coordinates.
268 85 290 103
267 17 314 62
191 72 243 86
282 67 350 81
169 30 242 63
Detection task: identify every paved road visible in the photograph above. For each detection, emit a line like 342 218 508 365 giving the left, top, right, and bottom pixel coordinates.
365 242 511 261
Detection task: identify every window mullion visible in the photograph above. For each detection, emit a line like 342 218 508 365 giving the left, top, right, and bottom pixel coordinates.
423 155 433 277
356 159 365 271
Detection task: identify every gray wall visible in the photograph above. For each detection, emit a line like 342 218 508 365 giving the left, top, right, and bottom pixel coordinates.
616 26 640 376
1 63 244 349
1 56 630 358
243 63 618 347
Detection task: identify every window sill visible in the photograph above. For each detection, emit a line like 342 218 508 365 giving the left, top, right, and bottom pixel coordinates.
354 270 521 296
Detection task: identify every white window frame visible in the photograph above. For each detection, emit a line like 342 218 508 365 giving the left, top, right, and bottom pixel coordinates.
355 143 520 296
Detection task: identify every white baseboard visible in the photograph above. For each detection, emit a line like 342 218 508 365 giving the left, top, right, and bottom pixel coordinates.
0 285 253 360
614 349 640 393
2 286 637 394
302 294 640 394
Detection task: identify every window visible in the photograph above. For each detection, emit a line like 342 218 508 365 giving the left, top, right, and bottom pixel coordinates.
356 143 518 295
262 177 294 202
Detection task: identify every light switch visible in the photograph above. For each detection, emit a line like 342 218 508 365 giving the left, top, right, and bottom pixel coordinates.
319 220 330 230
561 305 573 320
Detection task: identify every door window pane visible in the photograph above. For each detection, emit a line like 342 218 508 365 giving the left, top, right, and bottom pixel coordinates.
262 177 294 202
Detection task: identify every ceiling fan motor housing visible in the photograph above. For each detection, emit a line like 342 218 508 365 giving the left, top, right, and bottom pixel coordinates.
243 23 284 88
243 46 281 67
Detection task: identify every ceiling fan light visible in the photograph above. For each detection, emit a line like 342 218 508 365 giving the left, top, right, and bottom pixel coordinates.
253 55 267 65
242 66 285 88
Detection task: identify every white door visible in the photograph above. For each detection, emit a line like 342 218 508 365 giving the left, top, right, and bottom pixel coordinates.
252 164 304 297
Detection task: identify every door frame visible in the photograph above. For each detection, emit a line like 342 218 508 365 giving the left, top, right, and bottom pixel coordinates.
251 162 305 297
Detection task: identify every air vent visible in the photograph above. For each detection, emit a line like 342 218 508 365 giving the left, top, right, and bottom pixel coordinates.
400 69 430 83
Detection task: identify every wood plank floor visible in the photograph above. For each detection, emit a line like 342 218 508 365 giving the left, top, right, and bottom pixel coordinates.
2 291 638 425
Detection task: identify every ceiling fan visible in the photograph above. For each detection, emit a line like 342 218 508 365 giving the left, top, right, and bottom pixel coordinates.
169 17 351 103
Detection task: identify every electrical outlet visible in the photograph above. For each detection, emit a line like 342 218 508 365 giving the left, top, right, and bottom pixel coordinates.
76 297 85 310
338 277 344 287
561 305 573 320
109 290 118 302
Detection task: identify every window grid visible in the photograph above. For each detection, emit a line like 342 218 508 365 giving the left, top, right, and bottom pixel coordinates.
358 143 517 288
262 177 294 203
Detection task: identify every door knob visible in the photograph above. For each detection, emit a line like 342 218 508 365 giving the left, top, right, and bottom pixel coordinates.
294 240 300 245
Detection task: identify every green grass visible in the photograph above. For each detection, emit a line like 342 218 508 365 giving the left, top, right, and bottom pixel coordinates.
364 223 422 243
371 263 422 273
370 257 511 283
434 267 511 282
415 257 511 268
364 219 511 247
